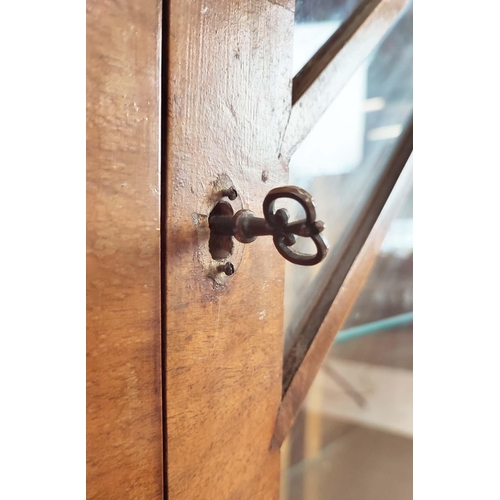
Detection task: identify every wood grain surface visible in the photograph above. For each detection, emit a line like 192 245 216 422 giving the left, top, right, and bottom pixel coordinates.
86 0 163 498
164 1 294 498
272 155 413 449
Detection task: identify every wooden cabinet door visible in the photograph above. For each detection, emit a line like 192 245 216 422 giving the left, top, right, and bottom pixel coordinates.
87 0 412 498
164 1 411 498
164 1 294 498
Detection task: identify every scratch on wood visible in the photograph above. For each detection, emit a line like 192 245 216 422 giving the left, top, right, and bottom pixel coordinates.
277 107 292 159
215 297 221 336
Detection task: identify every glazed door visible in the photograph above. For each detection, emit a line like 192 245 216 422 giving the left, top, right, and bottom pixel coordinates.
87 0 412 498
165 0 412 498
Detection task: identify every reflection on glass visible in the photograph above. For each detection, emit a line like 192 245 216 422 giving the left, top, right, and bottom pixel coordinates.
293 0 364 75
284 3 413 354
281 189 413 500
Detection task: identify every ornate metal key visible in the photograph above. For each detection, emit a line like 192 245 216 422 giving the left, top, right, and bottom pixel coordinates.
209 186 329 266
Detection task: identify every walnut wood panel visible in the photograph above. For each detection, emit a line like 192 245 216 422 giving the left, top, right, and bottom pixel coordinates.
281 0 408 160
86 0 163 498
272 155 413 449
165 1 294 498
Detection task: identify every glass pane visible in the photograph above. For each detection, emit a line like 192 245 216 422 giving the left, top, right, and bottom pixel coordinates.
284 2 413 354
281 188 413 500
293 0 365 75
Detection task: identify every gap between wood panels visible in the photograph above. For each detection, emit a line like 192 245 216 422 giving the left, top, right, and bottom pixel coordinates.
160 0 169 496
